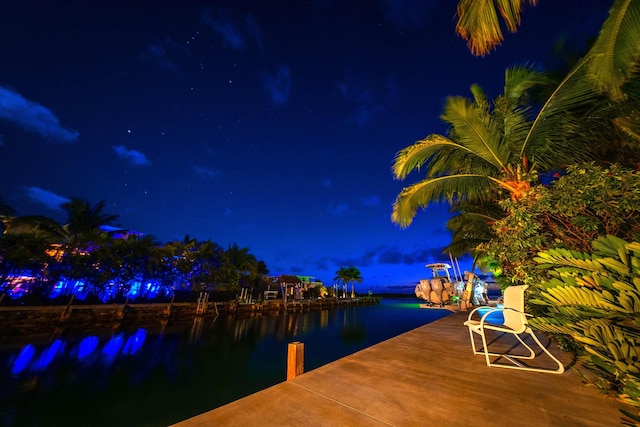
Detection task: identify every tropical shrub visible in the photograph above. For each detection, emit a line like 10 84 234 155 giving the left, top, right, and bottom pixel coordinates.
530 236 640 419
479 163 640 288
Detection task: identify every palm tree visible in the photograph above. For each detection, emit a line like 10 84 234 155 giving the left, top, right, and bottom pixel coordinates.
455 0 640 164
455 0 538 56
444 201 502 263
393 1 640 229
520 0 640 169
192 239 226 291
334 266 362 298
61 198 119 248
225 243 257 289
392 65 550 228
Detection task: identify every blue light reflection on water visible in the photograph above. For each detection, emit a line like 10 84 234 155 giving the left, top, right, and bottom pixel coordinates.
31 339 65 371
0 299 451 426
9 345 36 376
101 333 125 366
74 336 100 362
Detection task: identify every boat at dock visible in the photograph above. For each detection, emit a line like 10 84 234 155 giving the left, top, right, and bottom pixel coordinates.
415 262 493 308
414 263 460 306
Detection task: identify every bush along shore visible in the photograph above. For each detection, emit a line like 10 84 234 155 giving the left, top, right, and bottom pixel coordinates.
0 296 381 338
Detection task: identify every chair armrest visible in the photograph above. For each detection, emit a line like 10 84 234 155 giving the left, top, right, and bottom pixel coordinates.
466 306 486 321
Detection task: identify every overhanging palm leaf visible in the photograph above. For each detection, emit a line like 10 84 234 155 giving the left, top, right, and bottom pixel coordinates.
523 0 640 168
615 112 640 141
392 133 504 180
440 96 510 171
520 58 601 168
445 204 500 259
392 174 509 228
588 0 640 101
456 0 538 56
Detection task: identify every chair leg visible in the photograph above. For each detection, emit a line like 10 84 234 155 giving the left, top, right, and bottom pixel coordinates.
470 329 535 359
525 328 565 374
512 333 536 359
468 328 481 355
469 328 564 374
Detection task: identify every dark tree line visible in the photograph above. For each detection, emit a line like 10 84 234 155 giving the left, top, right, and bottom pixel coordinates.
0 198 272 304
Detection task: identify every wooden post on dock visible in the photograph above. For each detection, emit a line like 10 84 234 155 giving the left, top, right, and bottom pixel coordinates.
287 341 304 380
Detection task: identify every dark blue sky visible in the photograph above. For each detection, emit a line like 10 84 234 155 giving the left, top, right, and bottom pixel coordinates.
0 0 610 292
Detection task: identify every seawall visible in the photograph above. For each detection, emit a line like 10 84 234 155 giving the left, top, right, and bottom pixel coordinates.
0 297 381 338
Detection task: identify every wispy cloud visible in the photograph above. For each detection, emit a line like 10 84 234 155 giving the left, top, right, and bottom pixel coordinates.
244 15 263 50
202 9 263 52
362 194 381 207
203 11 244 50
0 86 79 143
313 256 330 270
194 165 223 180
353 93 382 126
23 186 69 211
289 265 304 273
113 145 151 166
330 244 447 269
335 80 384 126
331 250 376 268
139 38 186 75
381 0 438 29
377 245 445 265
264 65 291 106
327 203 349 216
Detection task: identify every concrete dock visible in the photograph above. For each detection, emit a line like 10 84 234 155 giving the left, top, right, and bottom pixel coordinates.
172 310 630 426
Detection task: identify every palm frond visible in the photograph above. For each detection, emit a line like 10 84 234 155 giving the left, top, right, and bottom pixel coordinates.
503 65 549 100
392 134 476 180
441 96 510 169
444 201 503 257
470 84 488 106
521 57 601 169
391 174 497 228
588 0 640 101
614 114 640 141
455 0 538 57
523 0 640 168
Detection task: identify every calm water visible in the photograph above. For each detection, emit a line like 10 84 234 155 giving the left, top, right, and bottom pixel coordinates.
0 299 450 427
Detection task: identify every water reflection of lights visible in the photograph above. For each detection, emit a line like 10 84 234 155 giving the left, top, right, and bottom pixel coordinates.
101 333 125 366
189 318 203 343
122 329 147 355
7 329 149 376
74 336 100 362
9 344 36 375
31 339 65 371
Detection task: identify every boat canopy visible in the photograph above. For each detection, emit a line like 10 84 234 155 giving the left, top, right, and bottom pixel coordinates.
425 263 452 282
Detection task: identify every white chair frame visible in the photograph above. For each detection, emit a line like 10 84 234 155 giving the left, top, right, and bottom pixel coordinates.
464 285 564 374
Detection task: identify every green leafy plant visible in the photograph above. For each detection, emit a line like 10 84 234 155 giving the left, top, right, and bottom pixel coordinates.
479 163 640 289
530 236 640 420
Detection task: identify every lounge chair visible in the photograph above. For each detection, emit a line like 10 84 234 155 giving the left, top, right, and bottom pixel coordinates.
463 285 564 374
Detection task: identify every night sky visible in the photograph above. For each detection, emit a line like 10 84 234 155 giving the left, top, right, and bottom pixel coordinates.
0 0 610 293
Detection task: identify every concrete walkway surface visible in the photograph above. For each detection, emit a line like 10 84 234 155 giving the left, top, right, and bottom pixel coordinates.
172 310 630 427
